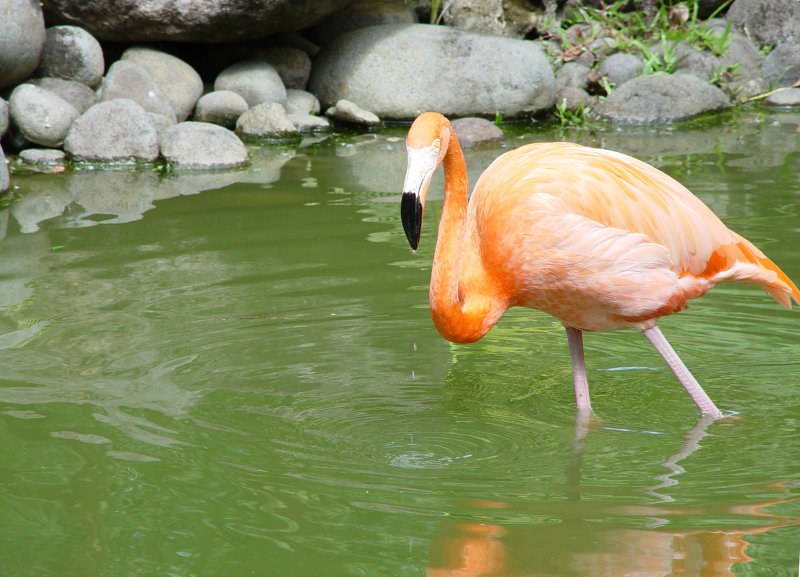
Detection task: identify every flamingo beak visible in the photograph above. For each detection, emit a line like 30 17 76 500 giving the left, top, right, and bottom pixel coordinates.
401 190 422 250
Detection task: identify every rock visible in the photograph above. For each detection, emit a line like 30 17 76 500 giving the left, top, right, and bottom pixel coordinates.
235 102 300 140
101 60 177 125
254 46 312 89
285 89 321 115
762 43 800 88
0 98 8 137
598 73 730 124
555 86 595 112
450 117 505 147
287 113 331 132
308 24 555 119
19 148 68 169
214 60 287 107
555 62 591 92
0 0 45 90
712 26 768 99
64 99 160 162
193 91 249 128
9 84 80 147
765 87 800 106
121 47 204 122
441 0 539 39
726 0 800 49
325 99 381 126
308 0 417 46
598 53 643 87
35 25 104 88
42 0 355 43
0 144 8 192
160 122 248 169
27 77 98 113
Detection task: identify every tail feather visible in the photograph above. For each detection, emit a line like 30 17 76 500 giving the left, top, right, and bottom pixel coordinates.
728 239 800 309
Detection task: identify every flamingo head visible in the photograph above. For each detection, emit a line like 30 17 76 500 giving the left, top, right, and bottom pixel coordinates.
402 113 449 250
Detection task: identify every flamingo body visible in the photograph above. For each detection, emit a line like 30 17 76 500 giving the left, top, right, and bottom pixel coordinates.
401 112 799 417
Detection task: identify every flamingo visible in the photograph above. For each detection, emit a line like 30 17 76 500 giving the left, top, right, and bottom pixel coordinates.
400 112 800 419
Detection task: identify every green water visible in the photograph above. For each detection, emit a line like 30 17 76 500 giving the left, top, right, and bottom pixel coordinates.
1 110 799 576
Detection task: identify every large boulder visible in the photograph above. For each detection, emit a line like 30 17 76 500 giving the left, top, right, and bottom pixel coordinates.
121 47 204 122
64 99 159 162
42 0 357 43
308 24 555 119
160 122 249 169
726 0 800 49
34 25 104 88
0 0 46 90
599 73 730 124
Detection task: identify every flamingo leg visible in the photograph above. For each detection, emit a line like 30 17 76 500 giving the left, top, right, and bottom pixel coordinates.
641 325 723 418
565 326 592 413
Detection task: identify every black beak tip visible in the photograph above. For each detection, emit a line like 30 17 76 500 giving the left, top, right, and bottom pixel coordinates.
401 191 422 251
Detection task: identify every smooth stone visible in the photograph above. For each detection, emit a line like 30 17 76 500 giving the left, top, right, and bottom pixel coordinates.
0 0 46 90
19 148 67 167
285 89 321 115
762 43 800 88
555 62 592 92
121 46 204 121
101 60 177 125
308 24 554 119
235 102 300 140
0 144 8 192
193 91 249 128
35 25 104 87
308 0 417 46
598 73 731 124
64 99 159 162
287 113 330 132
160 122 248 169
450 117 505 148
765 87 800 105
0 98 8 137
27 77 98 113
254 46 312 90
325 99 380 126
214 60 287 107
9 84 80 147
599 53 644 86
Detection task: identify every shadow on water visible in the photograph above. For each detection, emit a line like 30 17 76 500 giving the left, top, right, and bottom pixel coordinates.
0 109 798 576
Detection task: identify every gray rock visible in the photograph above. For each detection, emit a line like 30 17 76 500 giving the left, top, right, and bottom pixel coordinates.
598 73 730 124
160 122 248 169
287 113 331 132
763 43 800 88
713 27 768 99
0 0 46 90
235 102 300 140
9 84 80 147
193 91 249 128
308 0 417 46
598 53 644 87
64 99 160 162
214 60 287 107
765 87 800 105
35 25 104 88
0 144 8 192
450 117 505 148
0 98 8 137
308 24 554 119
555 86 595 112
726 0 800 49
325 99 381 126
254 46 312 90
441 0 537 39
19 148 67 168
27 77 98 113
285 89 321 115
121 47 204 121
101 60 177 125
555 62 591 92
42 0 355 43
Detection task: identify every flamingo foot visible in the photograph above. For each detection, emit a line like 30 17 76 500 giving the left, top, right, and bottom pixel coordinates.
565 326 592 413
641 325 723 419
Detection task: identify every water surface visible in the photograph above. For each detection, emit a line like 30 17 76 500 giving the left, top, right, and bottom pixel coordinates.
1 109 799 576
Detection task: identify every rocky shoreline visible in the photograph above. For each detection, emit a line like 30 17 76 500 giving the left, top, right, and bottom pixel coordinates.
1 0 800 193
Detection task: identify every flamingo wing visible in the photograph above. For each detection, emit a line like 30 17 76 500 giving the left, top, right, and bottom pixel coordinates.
467 142 799 326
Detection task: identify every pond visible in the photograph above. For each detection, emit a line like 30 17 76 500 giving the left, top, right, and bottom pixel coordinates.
1 108 799 576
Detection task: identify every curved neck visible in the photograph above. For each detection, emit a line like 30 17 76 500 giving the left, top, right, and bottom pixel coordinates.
429 127 502 343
